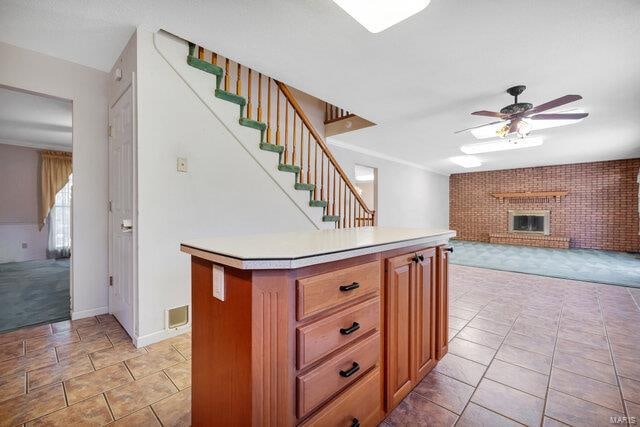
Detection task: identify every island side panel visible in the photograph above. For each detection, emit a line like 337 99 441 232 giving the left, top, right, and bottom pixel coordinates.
191 256 253 426
251 270 297 427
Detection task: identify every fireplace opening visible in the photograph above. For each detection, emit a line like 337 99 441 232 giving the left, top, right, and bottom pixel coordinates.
508 210 550 235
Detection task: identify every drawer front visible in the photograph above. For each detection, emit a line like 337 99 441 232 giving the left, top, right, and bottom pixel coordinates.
297 261 380 320
297 333 380 418
301 367 381 427
297 298 380 369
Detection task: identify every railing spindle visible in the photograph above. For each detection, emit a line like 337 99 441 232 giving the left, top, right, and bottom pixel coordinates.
299 126 304 183
307 133 311 185
266 78 271 142
276 88 281 146
211 51 217 65
342 183 347 228
292 113 297 166
314 140 318 200
284 103 289 162
247 68 252 119
198 46 204 60
320 152 325 205
257 73 263 122
236 63 242 96
332 165 337 216
224 58 230 91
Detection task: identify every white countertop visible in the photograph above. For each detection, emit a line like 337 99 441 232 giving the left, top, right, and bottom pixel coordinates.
180 227 456 269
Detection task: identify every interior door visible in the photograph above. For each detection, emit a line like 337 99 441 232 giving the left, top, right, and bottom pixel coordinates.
108 85 134 336
415 248 437 381
385 253 415 410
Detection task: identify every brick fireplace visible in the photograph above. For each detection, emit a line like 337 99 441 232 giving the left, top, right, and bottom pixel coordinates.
449 158 640 252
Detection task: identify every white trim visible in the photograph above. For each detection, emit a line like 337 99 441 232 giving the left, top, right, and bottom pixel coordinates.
327 138 446 175
0 137 72 152
71 306 108 320
133 325 191 348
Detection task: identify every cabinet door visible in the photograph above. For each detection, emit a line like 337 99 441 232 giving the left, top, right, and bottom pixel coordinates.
415 248 437 381
436 246 450 360
385 253 415 410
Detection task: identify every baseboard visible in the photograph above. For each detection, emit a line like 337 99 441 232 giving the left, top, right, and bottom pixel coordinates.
71 306 109 320
133 324 191 348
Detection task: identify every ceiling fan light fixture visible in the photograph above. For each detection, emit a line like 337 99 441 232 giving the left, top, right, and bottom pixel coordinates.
460 137 544 154
450 155 482 168
331 0 431 33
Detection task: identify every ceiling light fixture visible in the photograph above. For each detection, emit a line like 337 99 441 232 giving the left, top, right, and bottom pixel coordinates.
470 109 586 140
460 137 544 155
450 155 482 168
331 0 431 33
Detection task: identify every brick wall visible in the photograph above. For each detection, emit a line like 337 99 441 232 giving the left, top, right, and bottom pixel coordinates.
449 158 640 252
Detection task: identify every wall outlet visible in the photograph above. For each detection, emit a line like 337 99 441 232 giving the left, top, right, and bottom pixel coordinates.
21 243 28 249
212 265 225 301
177 157 188 173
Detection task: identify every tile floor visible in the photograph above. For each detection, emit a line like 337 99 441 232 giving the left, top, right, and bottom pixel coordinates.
0 265 639 426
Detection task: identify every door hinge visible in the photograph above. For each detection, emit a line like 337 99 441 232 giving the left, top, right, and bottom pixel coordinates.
108 124 112 137
109 276 113 286
108 200 112 212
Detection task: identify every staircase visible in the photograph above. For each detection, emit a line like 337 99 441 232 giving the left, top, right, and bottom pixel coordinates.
185 42 375 228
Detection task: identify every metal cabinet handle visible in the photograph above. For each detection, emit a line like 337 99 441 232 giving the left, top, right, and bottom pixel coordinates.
339 282 360 292
351 418 360 427
411 254 420 263
339 362 360 378
445 247 453 253
340 322 360 335
418 254 424 261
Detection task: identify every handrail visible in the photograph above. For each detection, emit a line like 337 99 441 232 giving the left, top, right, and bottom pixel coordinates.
276 82 375 218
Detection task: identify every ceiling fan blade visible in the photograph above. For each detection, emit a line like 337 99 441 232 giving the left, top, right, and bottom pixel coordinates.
471 110 508 118
454 120 505 134
524 95 583 116
530 113 589 120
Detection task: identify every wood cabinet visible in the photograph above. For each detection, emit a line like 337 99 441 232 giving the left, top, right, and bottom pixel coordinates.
436 246 451 359
385 247 438 410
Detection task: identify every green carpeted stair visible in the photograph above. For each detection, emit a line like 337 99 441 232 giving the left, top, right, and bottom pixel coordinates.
187 44 341 224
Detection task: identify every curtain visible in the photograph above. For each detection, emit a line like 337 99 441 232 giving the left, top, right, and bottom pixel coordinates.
39 150 72 230
47 176 72 259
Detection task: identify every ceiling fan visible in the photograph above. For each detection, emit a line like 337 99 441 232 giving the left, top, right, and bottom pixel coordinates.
455 85 588 138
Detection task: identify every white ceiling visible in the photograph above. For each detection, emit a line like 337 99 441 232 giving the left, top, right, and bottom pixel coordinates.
1 0 639 174
0 86 72 151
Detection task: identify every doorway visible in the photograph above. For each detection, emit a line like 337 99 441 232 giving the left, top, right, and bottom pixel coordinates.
354 164 377 223
0 86 73 332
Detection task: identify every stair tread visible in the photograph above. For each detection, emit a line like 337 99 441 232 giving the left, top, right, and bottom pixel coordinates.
187 56 223 76
309 200 327 208
294 182 315 191
278 164 300 173
259 142 284 154
215 89 246 106
322 215 340 222
239 117 267 131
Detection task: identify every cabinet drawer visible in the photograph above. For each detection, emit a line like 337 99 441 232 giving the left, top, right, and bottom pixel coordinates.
297 333 380 418
297 298 380 369
297 261 380 320
301 367 381 427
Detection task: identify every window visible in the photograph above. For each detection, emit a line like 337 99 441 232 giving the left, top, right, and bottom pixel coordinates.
47 175 72 258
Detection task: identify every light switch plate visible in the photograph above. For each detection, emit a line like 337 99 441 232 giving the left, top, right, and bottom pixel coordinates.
212 265 225 301
177 157 188 172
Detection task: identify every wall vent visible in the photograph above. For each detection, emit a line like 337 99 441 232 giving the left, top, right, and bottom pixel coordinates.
167 305 189 329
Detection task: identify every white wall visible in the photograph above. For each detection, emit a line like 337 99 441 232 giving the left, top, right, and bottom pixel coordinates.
329 141 450 229
0 41 110 319
135 30 315 344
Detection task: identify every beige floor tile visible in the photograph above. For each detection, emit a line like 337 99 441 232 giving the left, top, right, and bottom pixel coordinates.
25 330 80 354
467 318 511 336
89 342 147 370
173 341 191 360
125 347 185 379
164 360 191 390
152 387 192 426
64 362 133 405
456 327 504 350
620 376 640 405
485 359 549 398
26 394 113 426
0 349 57 378
550 367 623 411
433 353 486 387
495 345 552 375
554 337 612 365
457 402 522 427
0 341 24 363
552 352 617 385
448 338 496 365
413 371 474 414
545 389 624 426
50 317 98 334
27 355 94 390
0 371 26 403
55 335 112 360
105 371 178 419
382 392 458 426
109 406 161 426
0 383 66 426
471 379 544 426
503 332 555 357
0 325 51 347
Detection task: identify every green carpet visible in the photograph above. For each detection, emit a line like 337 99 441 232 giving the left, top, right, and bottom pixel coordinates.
450 240 640 288
0 258 70 333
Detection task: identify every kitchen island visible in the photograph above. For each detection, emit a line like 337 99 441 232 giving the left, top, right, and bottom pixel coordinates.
181 227 456 426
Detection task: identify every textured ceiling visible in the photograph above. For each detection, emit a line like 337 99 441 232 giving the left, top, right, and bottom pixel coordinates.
1 0 639 173
0 86 72 150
